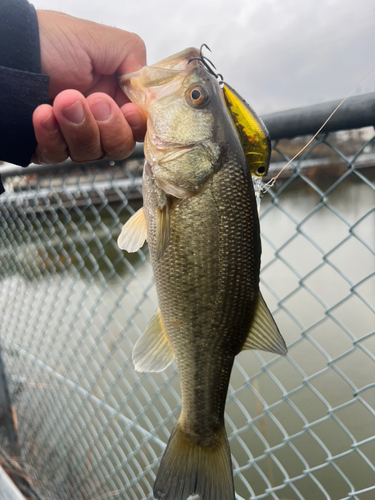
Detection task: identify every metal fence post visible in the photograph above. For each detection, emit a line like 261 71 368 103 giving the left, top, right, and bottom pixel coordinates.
0 344 20 458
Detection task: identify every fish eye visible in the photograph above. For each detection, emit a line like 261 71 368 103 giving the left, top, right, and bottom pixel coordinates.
257 166 266 175
191 88 203 103
186 85 209 108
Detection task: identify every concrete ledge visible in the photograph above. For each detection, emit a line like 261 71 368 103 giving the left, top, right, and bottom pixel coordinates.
0 466 25 500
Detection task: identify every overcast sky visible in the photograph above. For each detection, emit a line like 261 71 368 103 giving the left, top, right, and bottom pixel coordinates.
32 0 375 115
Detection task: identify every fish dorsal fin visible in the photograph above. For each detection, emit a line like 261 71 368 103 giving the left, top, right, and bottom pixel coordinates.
117 207 147 252
133 308 175 372
156 203 170 259
242 293 288 356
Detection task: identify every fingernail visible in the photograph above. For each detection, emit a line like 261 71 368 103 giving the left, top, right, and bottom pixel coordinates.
62 100 85 124
124 111 143 130
41 113 58 132
90 100 112 121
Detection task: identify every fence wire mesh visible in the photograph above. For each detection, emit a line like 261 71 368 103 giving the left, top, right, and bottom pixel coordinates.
0 123 374 500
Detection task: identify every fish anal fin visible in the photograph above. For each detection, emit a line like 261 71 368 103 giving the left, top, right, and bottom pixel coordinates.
133 309 174 372
156 203 170 259
242 293 288 356
117 207 147 252
154 422 234 500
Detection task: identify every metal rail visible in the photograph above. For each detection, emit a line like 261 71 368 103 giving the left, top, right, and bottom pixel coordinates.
0 92 374 180
261 92 375 140
0 144 144 180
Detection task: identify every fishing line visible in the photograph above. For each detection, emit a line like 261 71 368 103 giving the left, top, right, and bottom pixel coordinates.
260 67 375 196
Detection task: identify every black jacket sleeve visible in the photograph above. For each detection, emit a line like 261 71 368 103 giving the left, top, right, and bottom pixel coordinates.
0 0 50 194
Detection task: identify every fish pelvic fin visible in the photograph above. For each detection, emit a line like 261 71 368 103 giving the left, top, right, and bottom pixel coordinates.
133 308 175 372
117 207 147 252
242 292 288 356
154 422 234 500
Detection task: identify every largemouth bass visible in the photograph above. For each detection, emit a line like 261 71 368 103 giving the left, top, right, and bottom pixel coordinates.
118 47 287 500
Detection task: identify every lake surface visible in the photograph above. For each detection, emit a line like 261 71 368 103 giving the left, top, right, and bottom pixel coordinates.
0 164 374 500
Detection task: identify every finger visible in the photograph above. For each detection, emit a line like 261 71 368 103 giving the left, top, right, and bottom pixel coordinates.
83 77 130 108
83 75 117 99
86 93 137 160
32 104 69 164
114 87 130 108
85 30 146 76
53 89 102 162
121 103 147 143
117 33 146 74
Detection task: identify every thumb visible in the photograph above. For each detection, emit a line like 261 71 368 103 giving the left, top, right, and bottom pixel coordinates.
37 11 146 97
81 24 147 76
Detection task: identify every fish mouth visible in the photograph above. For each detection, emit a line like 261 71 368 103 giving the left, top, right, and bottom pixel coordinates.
119 69 183 112
119 48 202 110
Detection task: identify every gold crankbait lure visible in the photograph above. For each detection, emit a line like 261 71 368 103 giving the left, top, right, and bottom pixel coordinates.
221 83 271 178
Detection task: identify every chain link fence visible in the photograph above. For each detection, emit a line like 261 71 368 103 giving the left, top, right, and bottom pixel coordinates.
0 94 374 500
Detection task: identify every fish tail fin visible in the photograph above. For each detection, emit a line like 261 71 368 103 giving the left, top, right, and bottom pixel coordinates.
154 422 234 500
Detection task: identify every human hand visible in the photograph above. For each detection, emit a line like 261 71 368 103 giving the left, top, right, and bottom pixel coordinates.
32 11 147 164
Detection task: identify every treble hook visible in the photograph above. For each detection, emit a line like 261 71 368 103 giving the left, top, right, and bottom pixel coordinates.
188 44 224 84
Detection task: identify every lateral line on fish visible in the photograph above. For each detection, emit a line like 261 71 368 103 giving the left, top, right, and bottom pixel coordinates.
261 66 375 196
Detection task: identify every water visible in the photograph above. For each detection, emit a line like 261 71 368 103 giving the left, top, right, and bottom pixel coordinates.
0 167 374 500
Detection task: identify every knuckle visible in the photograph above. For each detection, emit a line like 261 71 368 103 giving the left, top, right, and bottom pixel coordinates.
69 143 103 162
37 146 68 165
39 143 67 156
103 135 135 160
130 32 145 50
123 31 146 58
64 128 101 161
106 146 134 161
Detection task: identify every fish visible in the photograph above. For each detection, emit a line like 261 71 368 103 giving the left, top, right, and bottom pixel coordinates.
117 47 287 500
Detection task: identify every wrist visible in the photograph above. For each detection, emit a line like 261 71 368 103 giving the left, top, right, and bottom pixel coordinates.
0 0 42 74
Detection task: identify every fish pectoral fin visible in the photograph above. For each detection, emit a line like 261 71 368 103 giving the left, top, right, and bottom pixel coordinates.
117 207 147 252
133 308 175 372
155 176 194 198
242 292 288 356
156 203 170 259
